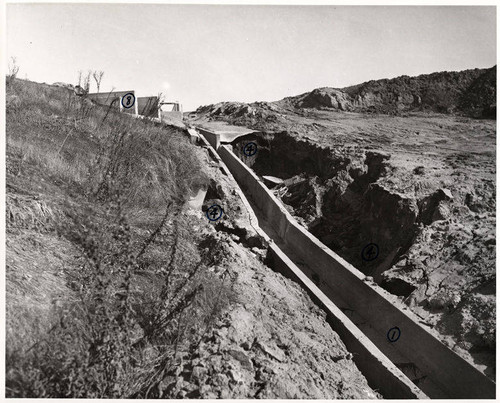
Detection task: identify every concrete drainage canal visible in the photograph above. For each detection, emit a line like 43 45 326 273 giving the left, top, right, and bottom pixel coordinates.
198 127 496 399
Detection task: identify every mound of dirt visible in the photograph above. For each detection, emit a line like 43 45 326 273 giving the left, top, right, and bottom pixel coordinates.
296 88 352 111
340 67 496 116
459 66 497 118
194 66 496 120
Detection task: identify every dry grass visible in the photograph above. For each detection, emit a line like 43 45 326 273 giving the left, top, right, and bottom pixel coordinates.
7 135 88 184
5 77 231 398
7 194 59 231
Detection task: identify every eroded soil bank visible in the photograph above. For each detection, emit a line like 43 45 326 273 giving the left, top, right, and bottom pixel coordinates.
171 142 380 398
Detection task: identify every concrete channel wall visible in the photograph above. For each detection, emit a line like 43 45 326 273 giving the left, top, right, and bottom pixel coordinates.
267 243 427 399
137 96 160 118
87 90 138 115
215 141 496 399
197 127 220 149
161 110 183 122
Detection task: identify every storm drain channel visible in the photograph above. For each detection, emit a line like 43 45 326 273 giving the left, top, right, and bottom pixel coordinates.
195 126 496 399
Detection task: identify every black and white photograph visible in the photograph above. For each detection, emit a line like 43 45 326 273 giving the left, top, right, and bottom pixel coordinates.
3 1 497 399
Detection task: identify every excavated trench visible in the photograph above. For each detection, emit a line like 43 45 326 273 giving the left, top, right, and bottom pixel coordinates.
231 131 447 297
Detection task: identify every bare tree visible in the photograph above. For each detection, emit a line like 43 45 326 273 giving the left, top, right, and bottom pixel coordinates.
77 70 83 87
155 92 165 115
83 70 91 94
6 57 20 87
8 57 20 77
92 70 104 93
7 57 20 82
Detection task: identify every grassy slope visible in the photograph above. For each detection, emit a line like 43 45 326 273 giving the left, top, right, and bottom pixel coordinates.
5 78 238 397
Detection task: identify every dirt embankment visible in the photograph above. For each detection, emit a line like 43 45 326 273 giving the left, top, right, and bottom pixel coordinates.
286 66 496 117
195 66 496 120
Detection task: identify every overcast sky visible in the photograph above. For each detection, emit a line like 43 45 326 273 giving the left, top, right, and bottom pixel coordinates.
7 4 496 111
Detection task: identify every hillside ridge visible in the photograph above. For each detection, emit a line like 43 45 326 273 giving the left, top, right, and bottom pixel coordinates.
197 66 496 119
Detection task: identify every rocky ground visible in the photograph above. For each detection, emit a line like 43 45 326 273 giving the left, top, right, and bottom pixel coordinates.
188 95 496 380
166 143 379 399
